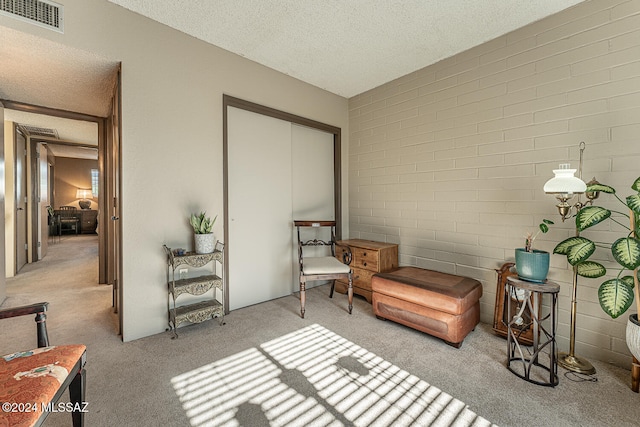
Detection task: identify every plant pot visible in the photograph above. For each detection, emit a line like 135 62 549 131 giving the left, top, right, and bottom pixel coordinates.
627 314 640 361
194 233 215 254
515 248 550 283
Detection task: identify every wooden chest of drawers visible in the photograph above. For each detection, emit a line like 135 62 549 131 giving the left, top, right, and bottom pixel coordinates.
79 210 98 234
334 239 398 303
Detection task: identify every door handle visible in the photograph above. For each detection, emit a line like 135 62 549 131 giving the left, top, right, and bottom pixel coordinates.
111 216 120 220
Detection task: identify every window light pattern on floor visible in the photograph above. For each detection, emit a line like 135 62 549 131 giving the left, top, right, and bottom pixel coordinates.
171 324 495 427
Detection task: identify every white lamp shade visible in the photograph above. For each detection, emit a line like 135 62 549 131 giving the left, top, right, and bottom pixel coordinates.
543 164 586 194
76 189 93 199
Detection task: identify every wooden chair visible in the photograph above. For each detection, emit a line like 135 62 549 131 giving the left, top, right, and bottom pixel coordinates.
294 220 353 318
58 206 80 235
0 302 86 427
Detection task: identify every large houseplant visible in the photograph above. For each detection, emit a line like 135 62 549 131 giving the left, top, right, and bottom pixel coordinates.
552 177 640 359
190 211 217 254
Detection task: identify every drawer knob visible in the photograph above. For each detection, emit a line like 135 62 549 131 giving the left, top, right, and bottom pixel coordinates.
363 262 367 267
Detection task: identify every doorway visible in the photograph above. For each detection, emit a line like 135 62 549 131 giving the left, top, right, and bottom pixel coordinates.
2 99 122 335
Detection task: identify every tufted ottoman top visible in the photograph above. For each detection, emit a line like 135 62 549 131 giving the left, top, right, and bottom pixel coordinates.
372 266 482 315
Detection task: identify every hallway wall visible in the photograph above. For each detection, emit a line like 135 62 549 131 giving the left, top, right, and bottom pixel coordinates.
54 157 98 210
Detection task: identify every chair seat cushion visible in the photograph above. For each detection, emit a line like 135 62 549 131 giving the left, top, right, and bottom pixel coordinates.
302 256 351 275
0 344 86 427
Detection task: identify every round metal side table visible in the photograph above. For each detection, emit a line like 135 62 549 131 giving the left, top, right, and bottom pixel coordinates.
506 276 560 387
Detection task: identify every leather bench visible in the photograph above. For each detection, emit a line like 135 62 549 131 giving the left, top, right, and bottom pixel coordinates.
372 266 482 348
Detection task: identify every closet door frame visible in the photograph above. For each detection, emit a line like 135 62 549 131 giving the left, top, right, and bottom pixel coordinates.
222 95 343 313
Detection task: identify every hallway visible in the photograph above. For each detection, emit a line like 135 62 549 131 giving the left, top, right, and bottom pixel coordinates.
1 234 116 349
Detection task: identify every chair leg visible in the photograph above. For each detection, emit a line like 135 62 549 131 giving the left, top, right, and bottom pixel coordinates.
35 310 50 348
69 365 86 427
329 280 335 299
300 282 306 319
347 274 353 314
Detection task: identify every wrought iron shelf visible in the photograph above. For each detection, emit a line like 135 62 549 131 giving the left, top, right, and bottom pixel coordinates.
168 250 223 268
163 243 225 338
170 275 222 298
170 300 224 329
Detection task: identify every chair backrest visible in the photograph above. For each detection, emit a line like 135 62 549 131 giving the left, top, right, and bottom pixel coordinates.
58 207 79 220
294 220 337 259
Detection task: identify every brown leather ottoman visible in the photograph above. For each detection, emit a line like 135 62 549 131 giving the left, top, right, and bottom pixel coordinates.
372 266 482 348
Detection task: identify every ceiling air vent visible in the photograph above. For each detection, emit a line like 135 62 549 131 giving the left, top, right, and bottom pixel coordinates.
18 124 59 139
0 0 63 33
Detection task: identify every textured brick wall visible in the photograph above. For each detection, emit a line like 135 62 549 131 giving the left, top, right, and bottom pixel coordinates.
348 0 640 367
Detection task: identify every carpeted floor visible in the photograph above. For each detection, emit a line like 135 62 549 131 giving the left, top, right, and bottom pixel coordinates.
2 235 640 426
172 323 495 426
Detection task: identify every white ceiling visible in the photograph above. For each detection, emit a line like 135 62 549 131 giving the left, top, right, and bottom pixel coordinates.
0 25 119 117
1 0 586 153
0 25 116 158
108 0 586 98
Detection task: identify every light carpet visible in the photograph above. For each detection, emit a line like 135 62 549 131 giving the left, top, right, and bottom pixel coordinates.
3 235 640 427
172 323 495 427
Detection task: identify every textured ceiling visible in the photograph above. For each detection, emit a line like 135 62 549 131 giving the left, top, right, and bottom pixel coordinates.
0 26 119 117
108 0 586 97
1 0 586 154
0 25 115 159
4 110 98 145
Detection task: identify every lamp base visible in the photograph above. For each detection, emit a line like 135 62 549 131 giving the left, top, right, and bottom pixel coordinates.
557 352 596 375
79 200 91 210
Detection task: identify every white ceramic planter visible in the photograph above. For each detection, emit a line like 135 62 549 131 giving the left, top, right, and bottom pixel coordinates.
627 314 640 361
194 233 215 254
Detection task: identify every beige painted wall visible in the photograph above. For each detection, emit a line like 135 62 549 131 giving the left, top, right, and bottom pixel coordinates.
349 0 640 367
54 157 98 210
0 0 349 340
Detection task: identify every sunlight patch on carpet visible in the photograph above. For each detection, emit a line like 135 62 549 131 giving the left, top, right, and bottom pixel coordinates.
171 324 495 426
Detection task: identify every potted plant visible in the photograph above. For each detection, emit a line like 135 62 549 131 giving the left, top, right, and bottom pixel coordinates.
190 211 217 254
552 177 640 360
515 219 554 282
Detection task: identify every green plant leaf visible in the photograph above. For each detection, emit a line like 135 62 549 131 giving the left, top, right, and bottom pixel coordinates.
598 279 634 319
554 237 590 255
627 194 640 214
632 177 640 192
586 183 615 194
576 206 611 231
611 237 640 270
539 223 549 233
190 211 214 234
567 239 596 265
621 275 635 287
576 261 606 278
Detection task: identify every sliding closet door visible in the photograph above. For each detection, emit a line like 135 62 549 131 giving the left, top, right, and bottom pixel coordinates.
291 124 335 288
228 107 293 310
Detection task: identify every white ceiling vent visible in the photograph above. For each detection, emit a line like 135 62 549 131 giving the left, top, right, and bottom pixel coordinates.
0 0 63 33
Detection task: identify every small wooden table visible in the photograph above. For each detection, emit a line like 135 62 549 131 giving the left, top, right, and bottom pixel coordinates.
334 239 398 303
506 276 560 387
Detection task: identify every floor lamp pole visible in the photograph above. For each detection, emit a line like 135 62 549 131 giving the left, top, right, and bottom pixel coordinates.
557 264 596 374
